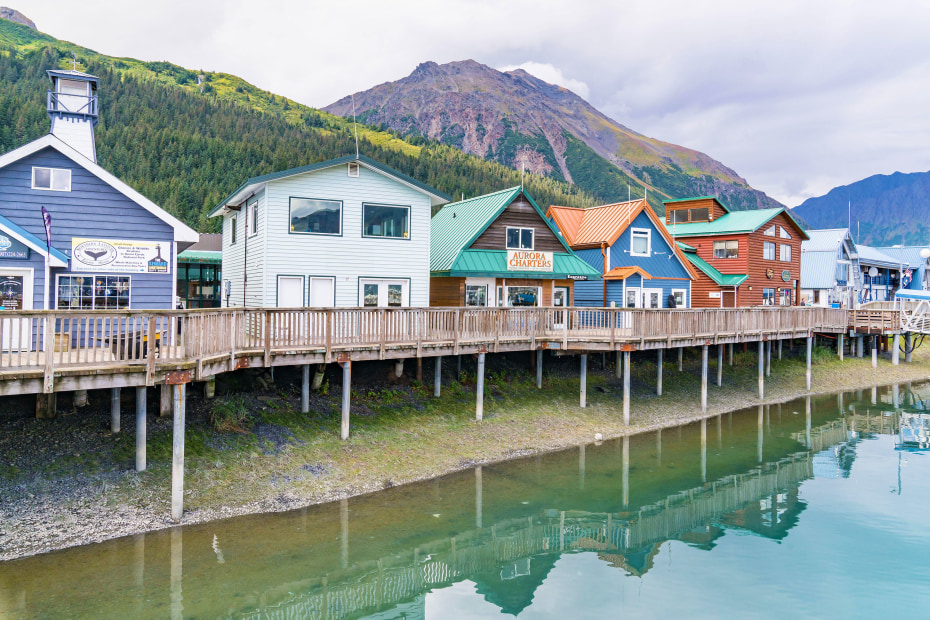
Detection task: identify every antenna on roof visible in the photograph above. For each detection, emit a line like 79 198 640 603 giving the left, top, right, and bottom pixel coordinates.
521 162 525 189
71 52 77 71
628 184 631 202
351 93 360 159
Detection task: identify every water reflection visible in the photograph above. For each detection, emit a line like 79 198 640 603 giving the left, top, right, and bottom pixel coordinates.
2 382 930 618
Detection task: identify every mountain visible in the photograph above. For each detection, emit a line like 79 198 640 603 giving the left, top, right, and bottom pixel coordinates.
324 60 782 213
792 170 930 245
0 7 34 29
0 16 597 232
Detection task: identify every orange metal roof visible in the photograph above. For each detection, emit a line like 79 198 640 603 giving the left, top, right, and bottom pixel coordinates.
548 200 644 247
604 266 653 280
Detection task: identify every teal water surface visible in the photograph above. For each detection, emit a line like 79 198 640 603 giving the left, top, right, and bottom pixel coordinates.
2 383 929 618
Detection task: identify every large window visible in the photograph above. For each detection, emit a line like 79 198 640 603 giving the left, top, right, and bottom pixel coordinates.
32 167 71 191
505 286 540 307
631 229 651 256
466 284 488 306
290 198 342 235
836 261 849 284
363 204 410 238
178 263 221 309
671 289 687 308
762 288 776 306
713 240 739 259
669 207 709 223
57 275 130 309
780 244 792 262
763 241 776 260
506 227 534 250
670 209 689 223
689 207 709 222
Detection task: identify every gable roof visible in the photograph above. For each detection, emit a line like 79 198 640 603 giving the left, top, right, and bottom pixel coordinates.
209 154 451 216
666 207 809 240
604 266 652 280
663 195 731 213
547 200 696 279
873 246 929 270
856 245 900 269
678 244 747 287
431 186 575 272
0 134 198 243
0 212 68 266
802 228 850 253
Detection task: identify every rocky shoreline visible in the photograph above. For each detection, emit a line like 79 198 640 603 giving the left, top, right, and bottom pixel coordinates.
2 345 928 562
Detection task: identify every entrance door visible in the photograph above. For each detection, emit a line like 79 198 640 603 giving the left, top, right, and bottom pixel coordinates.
552 286 569 328
359 279 408 308
625 287 641 308
0 269 33 351
276 276 305 307
308 277 335 307
642 288 662 309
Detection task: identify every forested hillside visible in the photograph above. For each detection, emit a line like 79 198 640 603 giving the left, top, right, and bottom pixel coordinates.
0 18 595 232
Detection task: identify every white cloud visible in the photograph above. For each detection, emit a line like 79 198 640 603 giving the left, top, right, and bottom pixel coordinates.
15 0 930 206
497 61 590 99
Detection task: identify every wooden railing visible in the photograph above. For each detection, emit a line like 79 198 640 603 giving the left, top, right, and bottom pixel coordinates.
847 309 901 333
0 306 854 379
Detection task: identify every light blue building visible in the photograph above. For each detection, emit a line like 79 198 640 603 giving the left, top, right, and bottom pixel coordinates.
872 246 930 291
800 228 860 307
547 199 694 308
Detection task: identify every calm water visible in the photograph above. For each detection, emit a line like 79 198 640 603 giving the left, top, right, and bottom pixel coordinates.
2 383 930 619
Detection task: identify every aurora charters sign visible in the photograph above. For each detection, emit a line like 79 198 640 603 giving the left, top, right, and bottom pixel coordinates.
71 238 171 274
507 250 553 272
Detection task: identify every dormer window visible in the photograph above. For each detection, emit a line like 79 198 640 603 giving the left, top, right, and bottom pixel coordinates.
669 207 709 223
32 167 71 191
506 227 534 250
347 162 359 177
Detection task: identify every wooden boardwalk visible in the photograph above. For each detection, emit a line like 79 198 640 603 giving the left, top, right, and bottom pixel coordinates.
1 306 852 396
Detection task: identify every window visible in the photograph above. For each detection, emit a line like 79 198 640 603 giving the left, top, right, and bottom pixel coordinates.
32 167 71 191
57 275 130 309
713 240 739 259
248 201 258 236
764 225 776 237
363 283 378 307
630 228 651 256
780 244 791 262
671 289 687 308
363 204 410 239
689 207 709 222
466 284 488 306
625 288 640 308
505 286 540 307
289 198 341 235
670 209 689 223
388 284 403 307
779 226 792 239
347 162 359 177
762 288 776 306
763 241 776 260
643 289 661 309
836 261 849 283
506 227 534 250
230 216 237 245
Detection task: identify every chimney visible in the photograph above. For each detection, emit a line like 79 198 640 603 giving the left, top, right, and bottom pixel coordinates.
47 69 99 162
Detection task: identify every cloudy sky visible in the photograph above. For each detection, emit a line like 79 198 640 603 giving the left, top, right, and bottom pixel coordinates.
17 0 930 206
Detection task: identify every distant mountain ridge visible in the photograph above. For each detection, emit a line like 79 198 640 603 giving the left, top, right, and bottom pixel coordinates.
0 7 34 30
325 60 783 213
792 170 930 245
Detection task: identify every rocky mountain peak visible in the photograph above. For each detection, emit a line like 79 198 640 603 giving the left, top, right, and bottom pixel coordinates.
0 7 36 30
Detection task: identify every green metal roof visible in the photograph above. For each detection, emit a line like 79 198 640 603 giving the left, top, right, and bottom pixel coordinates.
680 247 748 286
433 249 600 279
430 186 575 272
209 154 451 216
676 241 696 252
178 249 222 264
666 207 808 239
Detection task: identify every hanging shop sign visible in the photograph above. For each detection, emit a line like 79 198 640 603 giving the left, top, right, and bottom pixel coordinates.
781 270 791 282
0 235 29 260
507 250 553 272
71 238 171 274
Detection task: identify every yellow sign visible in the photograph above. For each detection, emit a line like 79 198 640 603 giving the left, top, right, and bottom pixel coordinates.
71 238 171 274
507 250 553 272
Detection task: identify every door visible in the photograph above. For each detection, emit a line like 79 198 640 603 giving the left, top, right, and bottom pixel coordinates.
276 276 304 307
625 287 641 308
308 277 335 307
642 288 662 309
359 279 408 308
721 290 736 308
0 269 33 352
552 286 569 329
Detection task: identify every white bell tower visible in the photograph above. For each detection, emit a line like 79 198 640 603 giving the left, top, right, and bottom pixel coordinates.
47 69 99 162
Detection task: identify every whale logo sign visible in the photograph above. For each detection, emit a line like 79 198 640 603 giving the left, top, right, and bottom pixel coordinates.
0 235 10 251
75 240 118 267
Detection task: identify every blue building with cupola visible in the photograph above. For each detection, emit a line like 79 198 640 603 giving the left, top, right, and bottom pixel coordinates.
0 65 197 333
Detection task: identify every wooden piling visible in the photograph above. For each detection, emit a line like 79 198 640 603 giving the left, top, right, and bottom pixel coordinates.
871 337 877 369
778 339 783 360
579 353 587 408
160 384 171 417
341 361 351 440
728 342 734 366
111 388 121 433
204 378 215 399
857 335 864 358
765 340 771 377
35 393 57 419
135 386 146 472
678 347 683 372
716 344 723 387
838 334 844 361
171 383 186 522
905 333 913 363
